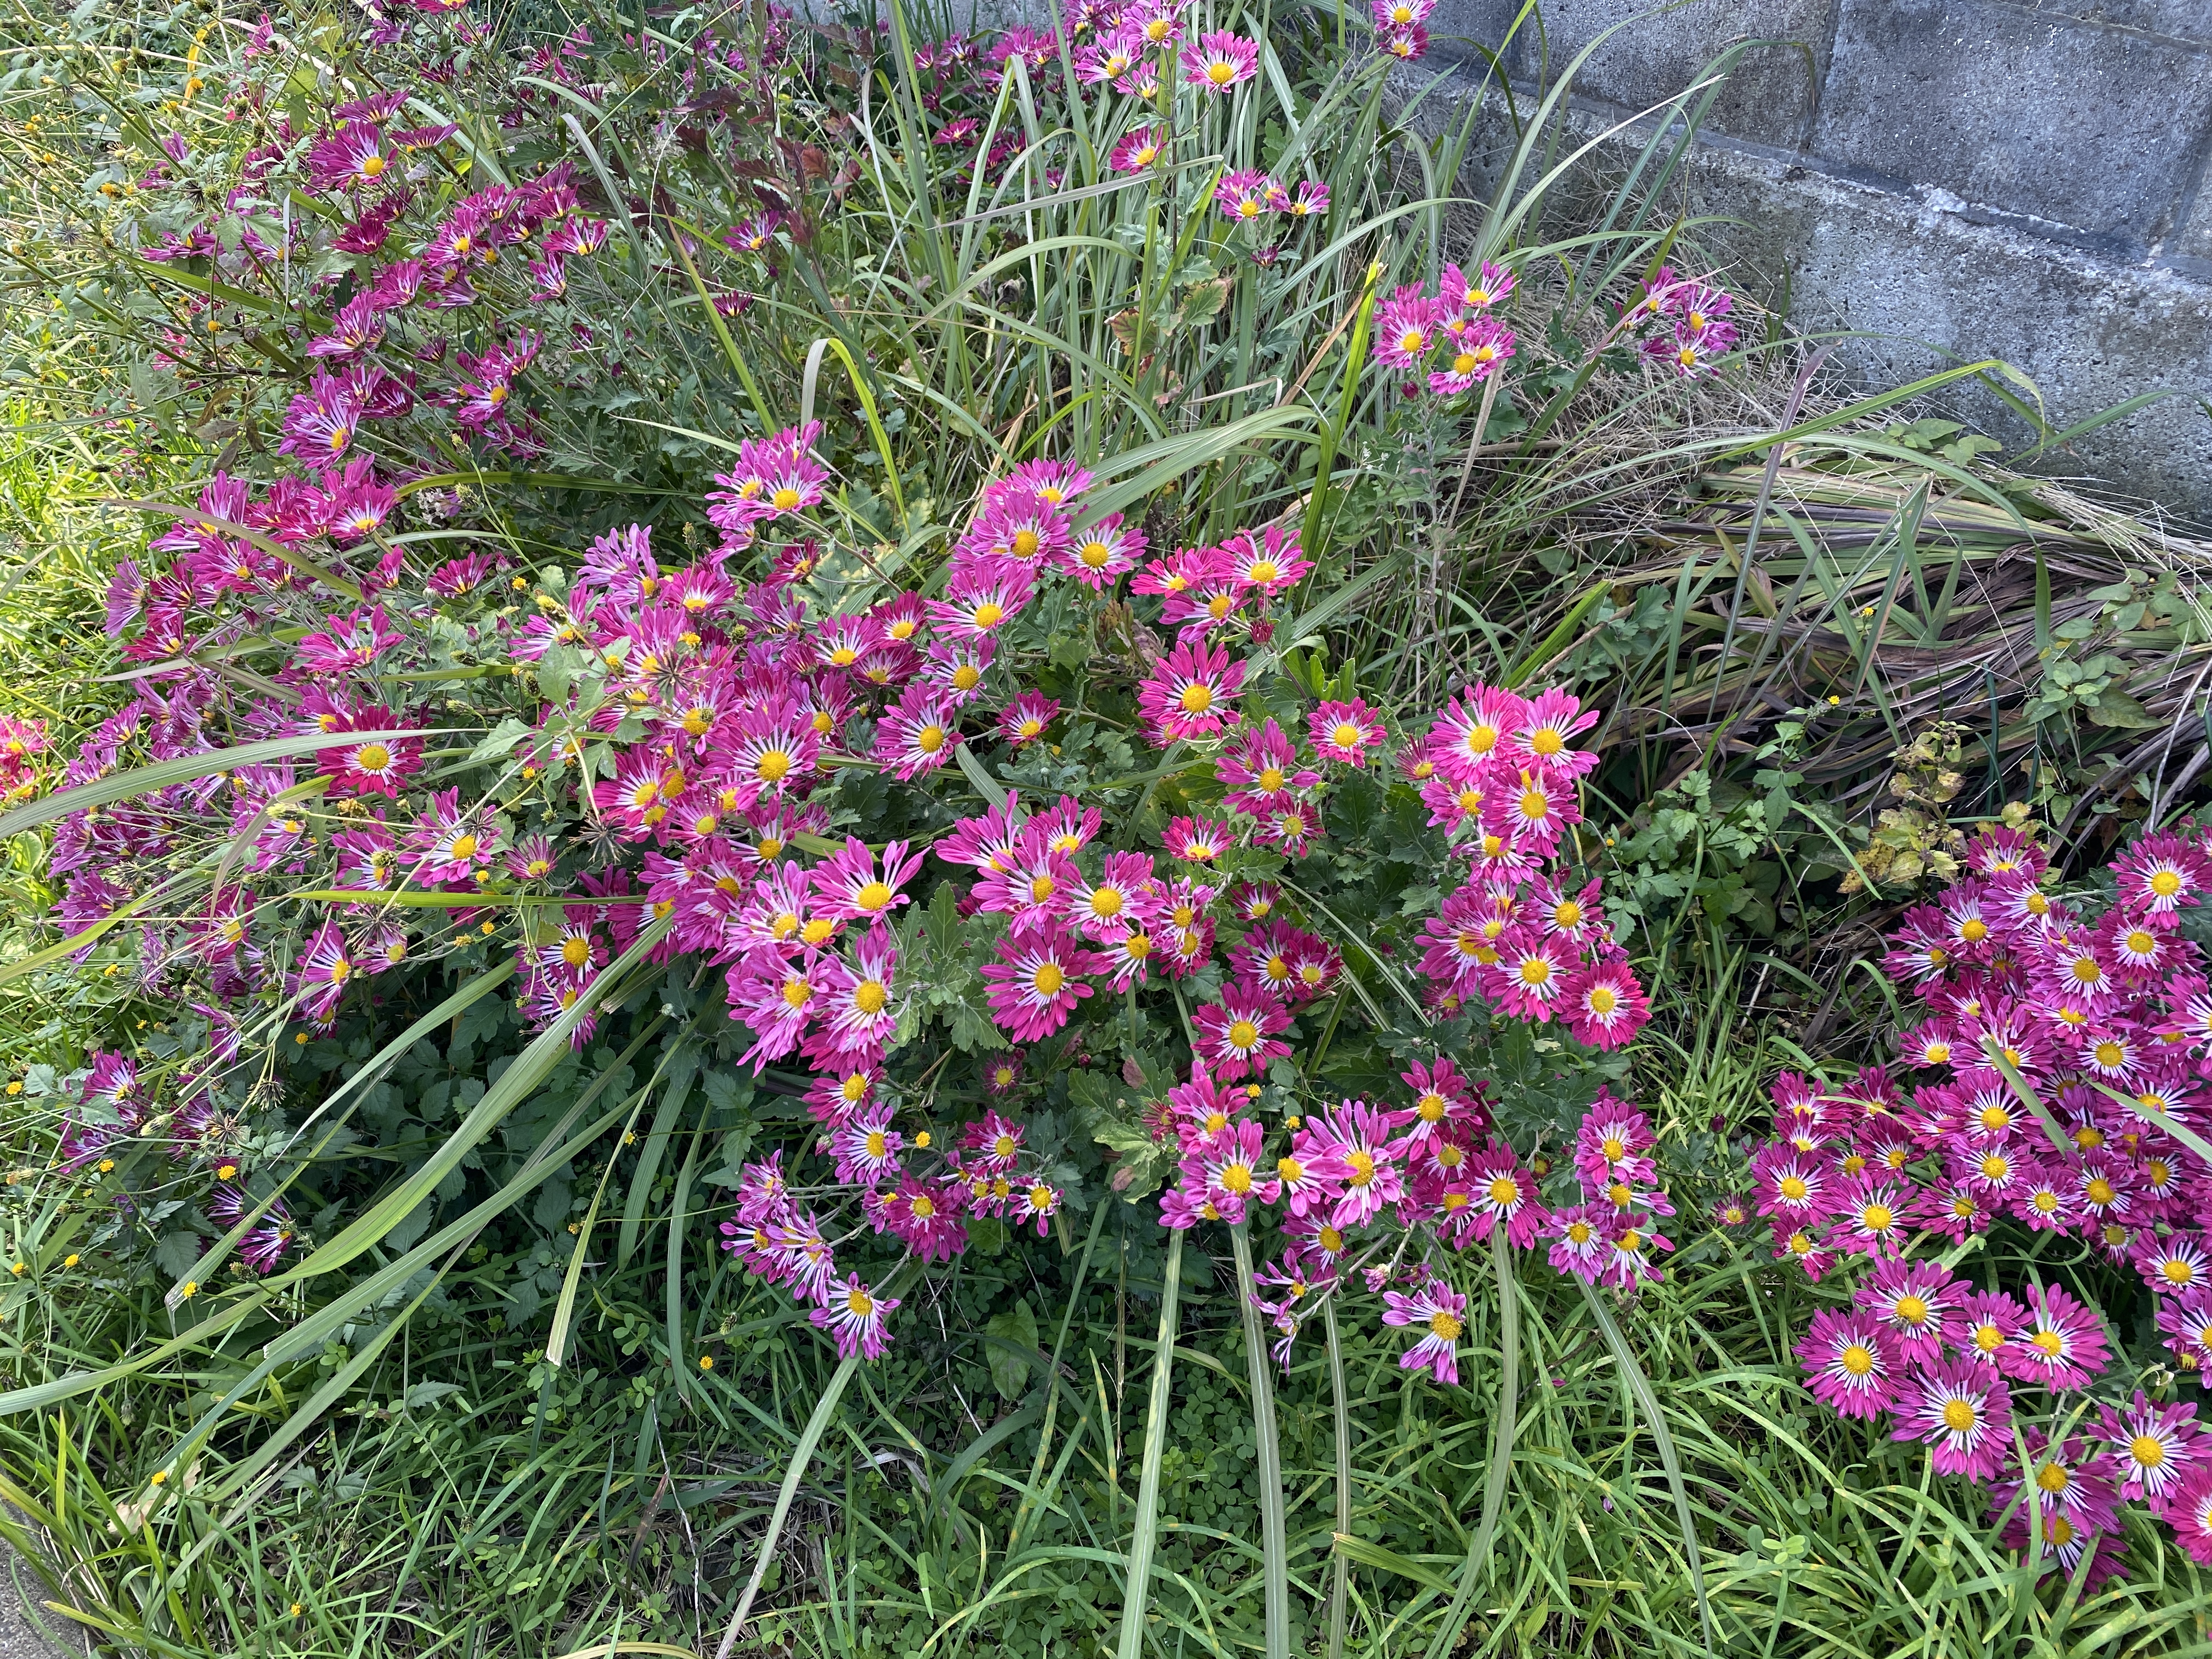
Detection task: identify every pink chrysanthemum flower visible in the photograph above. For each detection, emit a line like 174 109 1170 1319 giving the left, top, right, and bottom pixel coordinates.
1163 814 1233 864
1426 318 1514 396
1194 981 1292 1082
1374 287 1445 369
873 685 962 782
1892 1359 2012 1480
981 923 1099 1042
1182 29 1257 91
1192 1119 1281 1223
290 922 358 1025
870 1177 969 1263
2098 1390 2202 1502
1440 257 1514 312
928 566 1037 639
1545 1203 1611 1281
1483 926 1573 1021
816 932 902 1059
1067 850 1157 943
2134 1230 2212 1296
1796 1308 1904 1420
811 1274 901 1358
1379 24 1429 59
1855 1259 1968 1363
1110 126 1166 173
1310 698 1385 765
1214 168 1278 221
804 838 917 929
1074 21 1146 82
999 691 1060 747
1369 0 1436 27
1562 960 1648 1049
1137 639 1246 744
1058 512 1146 588
1464 1141 1545 1246
830 1106 904 1188
307 123 391 193
2167 1468 2212 1565
2002 1283 2111 1391
1220 524 1310 597
1382 1276 1466 1385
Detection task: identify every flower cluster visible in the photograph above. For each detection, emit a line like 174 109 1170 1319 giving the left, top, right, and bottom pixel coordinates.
1730 820 2212 1582
1373 261 1518 397
1619 266 1740 379
1213 1086 1675 1382
1368 0 1436 62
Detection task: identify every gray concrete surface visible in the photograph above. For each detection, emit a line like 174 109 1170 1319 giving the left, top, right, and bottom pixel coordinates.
1403 0 2212 517
0 1537 74 1659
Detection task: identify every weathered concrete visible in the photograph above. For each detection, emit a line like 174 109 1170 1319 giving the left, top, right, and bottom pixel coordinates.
0 1541 72 1659
1404 0 2212 516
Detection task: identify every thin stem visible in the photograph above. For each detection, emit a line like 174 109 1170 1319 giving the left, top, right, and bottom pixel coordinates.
1231 1222 1291 1659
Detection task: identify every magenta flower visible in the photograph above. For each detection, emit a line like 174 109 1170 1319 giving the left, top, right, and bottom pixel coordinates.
998 691 1060 747
290 922 357 1026
1162 814 1232 864
811 1274 901 1358
1855 1259 1968 1363
981 923 1098 1042
1181 29 1257 91
870 1177 969 1263
1545 1204 1611 1282
1374 287 1445 369
1382 1276 1467 1385
1795 1309 1904 1420
1441 258 1513 312
1464 1141 1544 1246
279 370 366 461
1892 1360 2012 1480
1136 639 1247 744
1193 981 1292 1082
1309 698 1385 765
306 123 391 193
872 685 961 782
1193 1119 1280 1223
2002 1283 2111 1391
810 837 924 928
1110 126 1165 174
1427 318 1514 396
816 932 902 1060
2098 1390 2202 1502
1215 168 1278 221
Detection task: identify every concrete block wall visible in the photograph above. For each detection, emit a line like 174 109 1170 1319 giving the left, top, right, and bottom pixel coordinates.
1418 0 2212 515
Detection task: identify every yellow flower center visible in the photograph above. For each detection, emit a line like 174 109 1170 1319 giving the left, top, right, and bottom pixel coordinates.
1180 684 1214 715
782 978 812 1009
757 749 792 782
1839 1344 1875 1377
562 936 591 968
1033 962 1066 996
1430 1310 1463 1340
1941 1398 1977 1432
1227 1019 1260 1050
1894 1294 1929 1327
1487 1176 1518 1206
916 725 947 754
854 980 888 1015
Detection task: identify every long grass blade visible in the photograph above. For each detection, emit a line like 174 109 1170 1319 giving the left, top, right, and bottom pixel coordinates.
1578 1281 1714 1652
1116 1228 1182 1659
1422 1227 1521 1659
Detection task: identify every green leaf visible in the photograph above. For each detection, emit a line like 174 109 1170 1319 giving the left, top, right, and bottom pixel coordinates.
984 1301 1040 1401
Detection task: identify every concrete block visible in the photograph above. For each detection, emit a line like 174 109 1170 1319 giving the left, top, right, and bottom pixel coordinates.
1421 0 1532 68
1502 0 1838 149
2016 1 2212 44
1660 133 2212 516
1812 0 2212 249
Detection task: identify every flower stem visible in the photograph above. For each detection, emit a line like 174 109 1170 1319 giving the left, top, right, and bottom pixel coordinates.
1231 1221 1291 1659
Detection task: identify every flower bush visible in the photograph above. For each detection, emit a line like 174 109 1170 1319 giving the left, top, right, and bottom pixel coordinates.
1737 821 2212 1585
